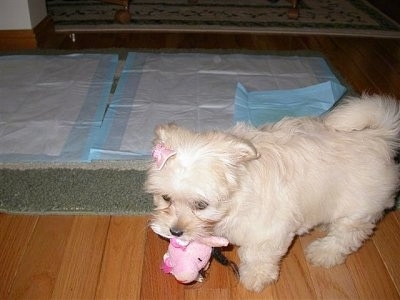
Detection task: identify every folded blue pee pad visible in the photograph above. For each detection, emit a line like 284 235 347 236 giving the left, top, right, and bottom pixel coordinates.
234 80 347 127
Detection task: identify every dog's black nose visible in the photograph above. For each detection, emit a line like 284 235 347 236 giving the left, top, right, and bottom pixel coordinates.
170 227 183 237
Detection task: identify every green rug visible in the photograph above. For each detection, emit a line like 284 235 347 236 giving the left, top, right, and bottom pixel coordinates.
0 168 152 215
46 0 400 38
1 165 398 215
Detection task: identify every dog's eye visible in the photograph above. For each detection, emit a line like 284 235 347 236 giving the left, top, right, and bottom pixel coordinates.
194 200 208 210
162 195 171 202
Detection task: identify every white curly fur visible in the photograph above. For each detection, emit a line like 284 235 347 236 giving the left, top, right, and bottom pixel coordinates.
145 93 400 292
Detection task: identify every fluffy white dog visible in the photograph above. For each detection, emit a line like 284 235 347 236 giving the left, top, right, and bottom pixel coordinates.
145 94 400 292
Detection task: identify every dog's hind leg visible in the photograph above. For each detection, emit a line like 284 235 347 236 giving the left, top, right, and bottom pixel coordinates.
305 215 380 268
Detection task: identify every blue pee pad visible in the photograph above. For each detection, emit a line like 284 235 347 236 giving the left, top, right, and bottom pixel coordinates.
234 80 347 127
0 54 119 162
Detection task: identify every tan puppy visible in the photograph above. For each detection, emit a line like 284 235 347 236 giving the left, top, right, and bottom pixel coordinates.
145 94 400 292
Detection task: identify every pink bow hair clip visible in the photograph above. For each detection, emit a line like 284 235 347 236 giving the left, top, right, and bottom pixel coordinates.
152 142 177 170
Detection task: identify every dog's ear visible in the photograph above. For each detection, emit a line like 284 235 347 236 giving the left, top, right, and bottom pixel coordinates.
229 137 259 162
154 123 179 142
154 123 195 146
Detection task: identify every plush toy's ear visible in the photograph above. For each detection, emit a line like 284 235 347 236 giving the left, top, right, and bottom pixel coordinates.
197 236 229 247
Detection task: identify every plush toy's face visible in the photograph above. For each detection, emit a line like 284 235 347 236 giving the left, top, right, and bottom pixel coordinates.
162 237 229 283
162 238 212 283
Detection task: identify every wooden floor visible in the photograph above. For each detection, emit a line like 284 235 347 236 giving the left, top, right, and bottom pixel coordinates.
1 27 400 299
0 210 399 299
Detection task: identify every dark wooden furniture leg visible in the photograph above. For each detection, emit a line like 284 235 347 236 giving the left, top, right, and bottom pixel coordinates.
102 0 131 24
287 0 299 19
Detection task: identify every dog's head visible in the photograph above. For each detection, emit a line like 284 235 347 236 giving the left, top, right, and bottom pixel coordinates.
145 123 258 242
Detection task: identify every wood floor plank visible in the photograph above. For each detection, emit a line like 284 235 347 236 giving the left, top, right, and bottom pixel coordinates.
7 215 74 299
140 228 186 299
273 236 316 299
51 216 110 300
95 215 148 300
301 36 376 94
395 209 400 224
331 38 399 97
299 230 359 299
184 287 230 300
251 35 307 51
370 39 400 80
0 214 38 299
346 238 399 299
372 210 400 295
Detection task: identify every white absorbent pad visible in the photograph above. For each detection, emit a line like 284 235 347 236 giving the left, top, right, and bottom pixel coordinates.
90 52 346 160
0 54 118 162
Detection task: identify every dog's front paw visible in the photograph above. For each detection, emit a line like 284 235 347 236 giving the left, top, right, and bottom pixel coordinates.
239 263 278 292
306 238 346 268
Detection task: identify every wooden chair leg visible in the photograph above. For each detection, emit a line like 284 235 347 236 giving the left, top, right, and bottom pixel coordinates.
102 0 131 24
288 0 299 19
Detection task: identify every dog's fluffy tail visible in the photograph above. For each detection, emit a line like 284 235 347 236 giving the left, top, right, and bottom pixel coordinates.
324 93 400 150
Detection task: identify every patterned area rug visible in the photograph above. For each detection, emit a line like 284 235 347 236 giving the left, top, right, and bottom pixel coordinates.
46 0 400 37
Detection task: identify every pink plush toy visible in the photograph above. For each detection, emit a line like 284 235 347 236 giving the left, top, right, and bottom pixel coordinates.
161 236 229 284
